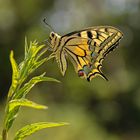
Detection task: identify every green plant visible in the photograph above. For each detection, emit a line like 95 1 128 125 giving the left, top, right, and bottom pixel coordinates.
1 39 68 140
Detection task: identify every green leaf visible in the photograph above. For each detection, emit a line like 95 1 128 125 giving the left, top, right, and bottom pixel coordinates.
5 111 18 130
35 47 47 61
10 51 19 83
9 99 47 112
24 37 29 59
5 98 47 130
8 51 19 98
5 73 59 130
29 58 47 74
19 41 47 82
14 122 69 140
28 42 44 58
13 73 60 99
33 44 45 57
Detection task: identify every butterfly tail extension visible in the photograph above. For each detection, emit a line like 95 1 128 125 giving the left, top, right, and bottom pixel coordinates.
99 72 108 81
87 69 108 82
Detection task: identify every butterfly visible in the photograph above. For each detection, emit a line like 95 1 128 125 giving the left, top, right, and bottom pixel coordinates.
46 26 123 81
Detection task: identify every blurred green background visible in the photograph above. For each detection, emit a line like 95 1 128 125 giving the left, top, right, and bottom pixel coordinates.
0 0 140 140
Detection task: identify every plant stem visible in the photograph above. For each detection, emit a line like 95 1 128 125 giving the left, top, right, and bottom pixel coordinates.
2 129 7 140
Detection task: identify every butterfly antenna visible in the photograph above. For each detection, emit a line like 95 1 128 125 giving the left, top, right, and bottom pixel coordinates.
43 18 55 32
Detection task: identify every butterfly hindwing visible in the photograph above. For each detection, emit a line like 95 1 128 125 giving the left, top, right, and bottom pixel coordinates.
55 50 67 76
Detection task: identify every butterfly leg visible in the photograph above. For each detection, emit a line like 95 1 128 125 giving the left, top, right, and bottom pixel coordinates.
38 39 53 51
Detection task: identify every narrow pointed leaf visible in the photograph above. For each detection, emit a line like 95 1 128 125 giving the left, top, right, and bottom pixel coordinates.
29 58 47 74
14 122 69 140
29 42 44 58
8 51 19 98
9 99 47 112
5 73 59 130
13 73 60 99
24 37 29 59
34 44 45 56
36 47 47 61
19 43 46 80
10 51 19 78
5 98 48 130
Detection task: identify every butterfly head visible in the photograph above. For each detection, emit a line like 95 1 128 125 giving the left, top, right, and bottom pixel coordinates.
49 32 61 50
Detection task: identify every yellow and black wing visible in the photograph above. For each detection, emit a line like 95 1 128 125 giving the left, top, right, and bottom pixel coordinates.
61 26 123 81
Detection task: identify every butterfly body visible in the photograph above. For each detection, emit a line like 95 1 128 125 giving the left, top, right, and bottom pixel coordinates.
48 26 123 81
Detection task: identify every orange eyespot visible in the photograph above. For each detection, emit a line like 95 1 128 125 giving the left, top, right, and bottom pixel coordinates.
78 70 84 77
